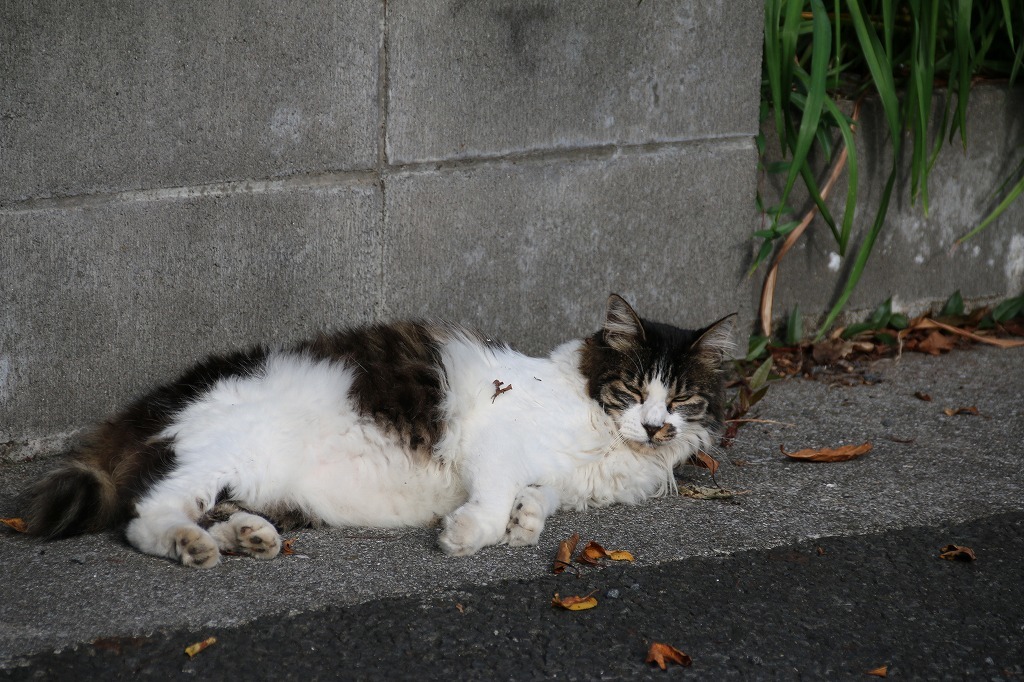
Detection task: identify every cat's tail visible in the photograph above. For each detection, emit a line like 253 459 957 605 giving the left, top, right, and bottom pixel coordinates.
24 458 123 539
24 420 173 539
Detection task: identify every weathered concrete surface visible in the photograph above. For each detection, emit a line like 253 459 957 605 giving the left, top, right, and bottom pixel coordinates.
0 1 381 203
1 0 765 461
386 0 763 163
383 142 756 353
761 84 1024 327
1 345 1021 668
0 181 382 454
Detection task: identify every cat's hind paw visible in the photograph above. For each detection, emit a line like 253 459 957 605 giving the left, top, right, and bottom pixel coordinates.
503 488 548 547
208 512 281 560
174 526 221 568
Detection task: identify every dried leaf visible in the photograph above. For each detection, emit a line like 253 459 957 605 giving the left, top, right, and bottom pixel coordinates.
281 538 297 556
455 603 465 614
645 642 692 670
811 338 854 365
551 593 598 611
780 442 872 462
939 544 976 561
0 517 28 533
916 329 957 355
678 483 746 500
866 664 888 677
553 533 579 574
608 550 634 562
913 391 932 402
184 636 217 658
689 451 720 476
580 540 610 562
943 406 979 417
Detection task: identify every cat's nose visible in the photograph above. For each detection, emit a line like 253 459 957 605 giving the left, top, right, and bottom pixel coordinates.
643 423 662 439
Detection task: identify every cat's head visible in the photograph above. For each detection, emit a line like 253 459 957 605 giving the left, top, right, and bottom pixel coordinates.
580 294 735 456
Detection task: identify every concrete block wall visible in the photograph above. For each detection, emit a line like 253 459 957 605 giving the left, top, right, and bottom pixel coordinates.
1 1 764 461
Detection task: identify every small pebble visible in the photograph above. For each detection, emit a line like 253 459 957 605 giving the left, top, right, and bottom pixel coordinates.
605 589 620 599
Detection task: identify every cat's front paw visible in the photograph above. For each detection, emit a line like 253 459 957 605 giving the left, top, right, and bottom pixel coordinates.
208 512 281 560
438 507 497 556
174 526 220 568
504 488 548 547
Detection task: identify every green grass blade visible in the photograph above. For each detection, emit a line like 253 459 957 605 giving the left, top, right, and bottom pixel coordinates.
815 165 899 340
1001 0 1016 51
846 0 902 154
957 172 1024 243
777 0 832 214
950 0 974 150
764 0 787 146
820 96 858 254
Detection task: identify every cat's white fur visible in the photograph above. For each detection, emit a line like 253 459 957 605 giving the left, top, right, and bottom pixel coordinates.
125 333 717 566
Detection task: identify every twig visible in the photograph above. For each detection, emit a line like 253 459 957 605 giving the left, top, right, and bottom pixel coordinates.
759 98 864 338
724 418 797 427
491 379 513 403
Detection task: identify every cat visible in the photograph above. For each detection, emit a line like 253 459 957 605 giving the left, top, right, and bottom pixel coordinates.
23 294 734 567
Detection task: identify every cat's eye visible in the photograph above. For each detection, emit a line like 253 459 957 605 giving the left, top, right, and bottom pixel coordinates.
670 395 705 410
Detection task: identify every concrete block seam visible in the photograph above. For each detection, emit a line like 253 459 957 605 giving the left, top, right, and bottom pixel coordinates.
0 172 381 215
381 135 757 179
0 136 756 216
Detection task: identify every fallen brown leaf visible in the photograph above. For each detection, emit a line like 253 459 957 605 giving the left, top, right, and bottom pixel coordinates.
678 483 746 500
553 533 579 574
914 391 932 402
780 442 872 462
645 642 692 670
943 406 979 417
281 538 297 556
1003 320 1024 337
866 664 888 677
939 544 976 561
551 592 598 611
916 329 957 355
455 603 465 614
580 540 610 563
811 338 854 365
184 636 216 658
689 451 720 476
0 517 28 533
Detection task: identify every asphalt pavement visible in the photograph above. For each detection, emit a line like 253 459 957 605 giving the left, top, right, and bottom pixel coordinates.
1 344 1022 679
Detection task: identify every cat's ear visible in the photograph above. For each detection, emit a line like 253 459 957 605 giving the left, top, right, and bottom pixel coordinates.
603 294 645 352
692 313 737 368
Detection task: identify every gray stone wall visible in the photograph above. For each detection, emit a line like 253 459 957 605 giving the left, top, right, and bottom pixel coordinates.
0 1 764 460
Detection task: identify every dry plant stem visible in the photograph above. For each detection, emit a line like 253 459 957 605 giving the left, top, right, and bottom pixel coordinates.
725 418 797 427
759 100 863 338
907 317 1024 349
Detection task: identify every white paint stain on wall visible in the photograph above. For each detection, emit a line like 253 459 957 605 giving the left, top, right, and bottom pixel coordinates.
270 107 303 144
827 252 841 272
1006 234 1024 291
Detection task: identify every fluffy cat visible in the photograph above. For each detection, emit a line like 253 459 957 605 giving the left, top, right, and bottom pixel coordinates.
24 295 734 567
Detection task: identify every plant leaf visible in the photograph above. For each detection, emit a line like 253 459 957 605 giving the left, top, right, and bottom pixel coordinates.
553 533 580 574
184 637 216 658
940 290 965 317
551 593 598 611
939 544 976 561
781 442 872 462
0 518 28 533
645 642 692 670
